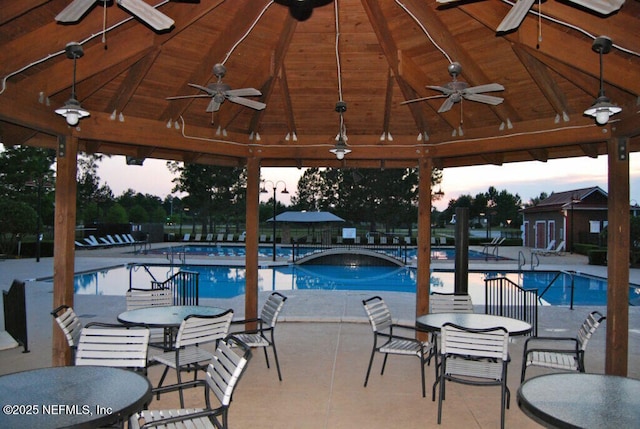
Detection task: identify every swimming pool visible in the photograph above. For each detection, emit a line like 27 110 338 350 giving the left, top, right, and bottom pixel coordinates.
69 264 639 306
145 244 506 262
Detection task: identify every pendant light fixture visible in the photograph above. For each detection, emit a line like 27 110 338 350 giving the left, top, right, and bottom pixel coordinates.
330 101 351 160
55 42 90 126
583 36 621 125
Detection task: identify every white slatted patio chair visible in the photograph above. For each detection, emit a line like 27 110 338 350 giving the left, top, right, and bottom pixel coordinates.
130 335 251 429
153 310 234 407
231 292 288 380
74 322 150 374
430 292 474 314
521 310 606 381
126 287 174 349
51 304 83 361
362 296 433 397
438 323 510 429
428 292 474 399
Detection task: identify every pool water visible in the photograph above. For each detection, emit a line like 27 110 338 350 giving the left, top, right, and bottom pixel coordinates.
146 244 505 261
69 264 639 306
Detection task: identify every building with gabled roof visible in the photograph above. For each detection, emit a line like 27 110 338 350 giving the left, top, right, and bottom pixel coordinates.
521 186 609 252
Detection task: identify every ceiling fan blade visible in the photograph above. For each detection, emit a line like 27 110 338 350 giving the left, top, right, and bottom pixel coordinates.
400 95 447 105
464 83 505 94
206 99 221 112
55 0 97 23
188 83 215 95
426 85 454 95
463 93 504 106
116 0 174 31
166 94 212 100
564 0 624 15
496 0 536 33
225 88 262 97
227 96 267 110
438 96 456 113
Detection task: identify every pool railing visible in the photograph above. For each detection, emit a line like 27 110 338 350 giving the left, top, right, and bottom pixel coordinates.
484 276 538 336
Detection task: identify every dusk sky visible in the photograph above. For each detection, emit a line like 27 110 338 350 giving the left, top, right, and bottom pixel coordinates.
98 153 640 212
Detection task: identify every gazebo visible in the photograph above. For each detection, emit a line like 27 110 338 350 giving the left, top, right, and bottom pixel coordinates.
0 1 638 375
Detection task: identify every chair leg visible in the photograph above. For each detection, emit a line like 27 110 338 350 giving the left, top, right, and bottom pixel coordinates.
176 365 184 408
380 353 389 375
262 346 271 369
156 366 170 400
271 344 283 381
437 363 446 424
420 354 426 398
364 347 376 387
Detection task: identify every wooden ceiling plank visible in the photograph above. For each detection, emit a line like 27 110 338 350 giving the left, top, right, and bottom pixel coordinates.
512 44 569 117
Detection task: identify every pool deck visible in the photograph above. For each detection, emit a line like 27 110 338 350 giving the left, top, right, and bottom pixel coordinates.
1 243 639 428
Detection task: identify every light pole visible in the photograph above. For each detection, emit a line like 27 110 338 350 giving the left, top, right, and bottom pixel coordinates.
261 180 289 261
25 177 53 262
570 194 580 253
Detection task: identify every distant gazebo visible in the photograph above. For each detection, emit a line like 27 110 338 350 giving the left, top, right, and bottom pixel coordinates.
266 211 345 244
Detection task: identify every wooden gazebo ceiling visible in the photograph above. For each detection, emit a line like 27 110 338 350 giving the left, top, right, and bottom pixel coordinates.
1 0 639 170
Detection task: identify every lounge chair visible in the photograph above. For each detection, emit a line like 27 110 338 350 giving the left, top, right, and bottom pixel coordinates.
182 233 190 242
226 234 234 242
194 233 202 242
547 240 566 255
205 233 213 242
532 240 557 256
259 234 266 242
216 233 225 242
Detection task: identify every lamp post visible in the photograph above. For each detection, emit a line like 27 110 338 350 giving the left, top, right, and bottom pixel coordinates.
25 178 53 262
570 194 580 254
261 180 289 261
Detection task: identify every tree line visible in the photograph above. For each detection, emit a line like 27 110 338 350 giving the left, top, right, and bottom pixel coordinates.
0 145 532 254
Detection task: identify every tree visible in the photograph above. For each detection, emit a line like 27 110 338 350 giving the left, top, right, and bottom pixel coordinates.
0 199 37 254
77 154 113 224
168 162 246 234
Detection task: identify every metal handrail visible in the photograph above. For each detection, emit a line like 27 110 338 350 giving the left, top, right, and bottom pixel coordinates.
530 252 540 270
538 270 575 309
484 276 538 336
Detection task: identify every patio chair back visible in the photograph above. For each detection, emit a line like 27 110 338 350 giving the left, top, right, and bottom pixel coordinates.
260 292 288 328
126 287 173 310
75 323 150 372
207 335 252 407
438 323 510 428
577 310 606 351
429 292 474 314
362 296 393 332
51 305 83 350
175 310 234 348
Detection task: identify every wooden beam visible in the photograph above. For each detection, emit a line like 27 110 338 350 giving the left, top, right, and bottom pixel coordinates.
416 156 432 341
606 137 630 376
512 45 570 117
52 135 78 366
245 157 261 327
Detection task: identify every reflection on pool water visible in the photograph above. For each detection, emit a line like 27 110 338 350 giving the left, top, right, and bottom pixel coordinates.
69 264 639 306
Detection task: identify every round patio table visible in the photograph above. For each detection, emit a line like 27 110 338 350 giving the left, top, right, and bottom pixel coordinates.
117 305 225 328
0 365 152 429
517 373 640 428
416 312 532 336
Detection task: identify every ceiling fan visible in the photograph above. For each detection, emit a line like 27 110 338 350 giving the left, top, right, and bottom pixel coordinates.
402 62 504 113
166 64 266 112
436 0 625 33
55 0 175 32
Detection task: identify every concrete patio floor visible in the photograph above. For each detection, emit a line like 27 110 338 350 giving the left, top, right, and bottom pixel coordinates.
1 243 639 428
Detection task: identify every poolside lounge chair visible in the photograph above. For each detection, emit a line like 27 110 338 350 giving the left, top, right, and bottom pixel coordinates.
182 233 191 242
194 233 202 242
259 234 266 242
130 335 251 429
531 240 556 256
362 296 433 397
216 233 225 242
521 310 605 381
547 240 566 255
226 234 234 242
205 233 213 242
231 292 288 381
437 323 510 429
